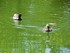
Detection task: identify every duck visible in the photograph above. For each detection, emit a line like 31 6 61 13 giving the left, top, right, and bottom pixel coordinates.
43 23 56 32
13 13 22 21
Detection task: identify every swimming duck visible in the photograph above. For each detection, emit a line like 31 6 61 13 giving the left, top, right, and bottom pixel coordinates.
43 23 56 32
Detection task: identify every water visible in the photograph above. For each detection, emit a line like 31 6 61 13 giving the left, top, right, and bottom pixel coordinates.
0 0 70 53
45 48 51 53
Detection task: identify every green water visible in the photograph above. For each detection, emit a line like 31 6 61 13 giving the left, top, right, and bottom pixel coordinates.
0 0 70 53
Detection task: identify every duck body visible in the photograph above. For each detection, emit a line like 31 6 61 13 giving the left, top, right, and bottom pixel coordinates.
43 23 56 32
43 24 53 32
13 13 22 21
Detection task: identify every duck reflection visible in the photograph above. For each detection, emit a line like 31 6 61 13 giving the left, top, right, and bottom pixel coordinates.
13 13 22 28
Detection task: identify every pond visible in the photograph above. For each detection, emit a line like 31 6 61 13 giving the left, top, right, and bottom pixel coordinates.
0 0 70 53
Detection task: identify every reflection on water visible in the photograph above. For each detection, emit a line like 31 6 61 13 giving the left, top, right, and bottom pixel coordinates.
23 39 42 53
60 47 70 53
13 20 22 28
45 48 51 53
11 22 70 53
10 39 70 53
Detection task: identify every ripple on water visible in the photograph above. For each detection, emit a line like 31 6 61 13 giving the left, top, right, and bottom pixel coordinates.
23 33 42 36
23 25 58 34
13 24 23 29
51 13 58 16
67 4 70 5
68 8 70 11
64 10 69 13
25 25 37 28
28 10 34 14
29 4 34 8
